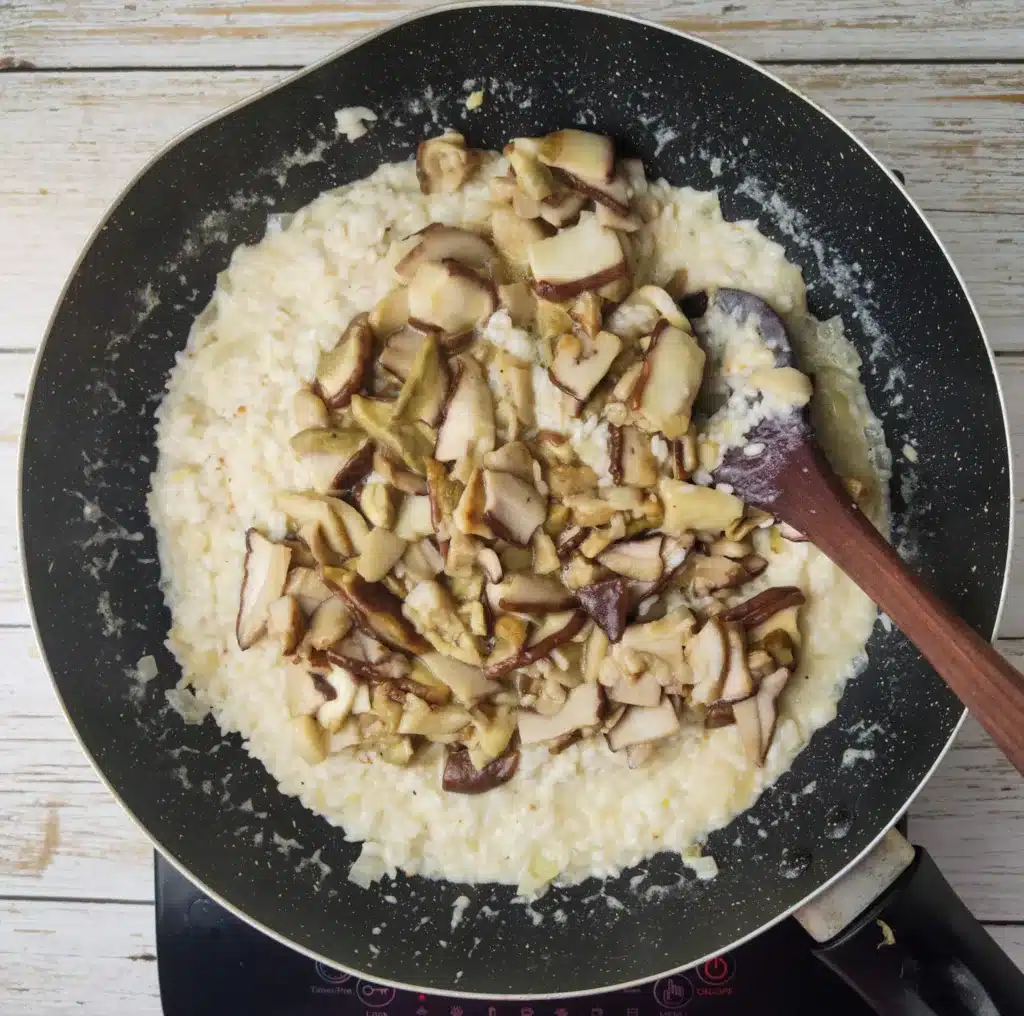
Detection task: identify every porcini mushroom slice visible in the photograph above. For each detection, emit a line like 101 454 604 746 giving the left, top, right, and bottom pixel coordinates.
524 129 616 184
308 597 354 650
392 333 450 428
483 441 536 482
686 617 728 705
485 609 587 678
291 715 328 766
355 527 408 583
326 569 430 654
419 652 495 706
286 666 331 718
316 314 373 409
558 168 631 216
379 324 432 382
717 623 755 703
434 358 495 463
528 216 627 302
394 495 434 541
267 595 305 655
606 698 679 751
634 322 706 438
756 667 790 762
442 745 519 794
720 587 806 628
407 260 497 334
284 566 333 615
576 576 630 643
659 479 744 536
598 535 664 583
731 696 763 766
489 573 578 614
506 145 555 200
416 133 480 195
237 530 292 650
316 666 360 733
595 201 642 232
491 207 550 272
278 491 355 558
612 425 659 488
290 428 371 493
539 190 586 228
398 696 472 738
396 223 494 279
481 469 547 546
686 554 750 597
608 671 663 708
368 286 410 339
518 680 603 745
549 329 622 403
498 282 537 328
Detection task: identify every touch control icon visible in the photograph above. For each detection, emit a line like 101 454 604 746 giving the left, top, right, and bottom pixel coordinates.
357 981 397 1006
314 961 351 985
697 955 735 985
653 975 694 1009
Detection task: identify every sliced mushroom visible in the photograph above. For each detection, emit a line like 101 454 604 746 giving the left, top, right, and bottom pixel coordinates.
522 129 615 184
237 530 292 650
717 623 755 703
721 587 806 627
659 479 745 536
416 133 480 194
686 554 749 597
548 329 622 403
518 680 603 745
266 594 305 654
434 358 496 462
632 322 705 438
355 527 408 583
732 696 762 766
491 207 550 273
396 223 494 279
539 190 586 228
391 333 449 427
402 579 482 665
316 666 360 733
576 576 630 643
326 568 430 654
402 538 445 582
315 314 373 409
349 396 435 474
608 671 663 707
595 201 642 232
290 428 371 493
468 707 518 770
528 216 628 302
506 144 556 200
750 603 802 649
277 492 354 559
485 609 587 678
756 666 791 762
368 286 410 339
419 651 495 706
398 695 473 738
686 617 728 705
394 495 435 541
534 299 574 341
379 323 432 382
606 698 679 751
284 566 333 615
597 535 663 582
407 259 497 334
777 521 807 543
608 425 658 488
531 530 560 576
308 596 354 650
286 666 331 717
482 469 547 547
489 573 578 614
483 441 536 482
443 745 519 794
293 389 330 430
498 281 537 329
452 467 493 539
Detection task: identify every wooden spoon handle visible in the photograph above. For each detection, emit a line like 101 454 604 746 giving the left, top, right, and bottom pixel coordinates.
778 444 1024 775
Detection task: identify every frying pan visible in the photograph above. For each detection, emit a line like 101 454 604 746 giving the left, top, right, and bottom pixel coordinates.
20 2 1022 1009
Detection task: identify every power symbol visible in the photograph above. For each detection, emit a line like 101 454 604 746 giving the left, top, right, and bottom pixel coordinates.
699 956 732 984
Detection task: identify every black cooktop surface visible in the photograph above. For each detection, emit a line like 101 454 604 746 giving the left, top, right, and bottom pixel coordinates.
155 853 874 1016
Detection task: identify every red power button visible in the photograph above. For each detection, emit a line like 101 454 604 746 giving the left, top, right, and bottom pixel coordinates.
698 955 734 985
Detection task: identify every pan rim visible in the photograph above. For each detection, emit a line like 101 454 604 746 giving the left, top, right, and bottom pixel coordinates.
17 0 1014 1000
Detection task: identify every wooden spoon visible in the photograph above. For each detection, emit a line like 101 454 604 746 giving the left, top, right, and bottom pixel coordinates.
714 410 1024 775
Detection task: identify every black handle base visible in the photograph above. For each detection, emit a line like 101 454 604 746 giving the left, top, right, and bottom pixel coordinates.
813 846 1024 1015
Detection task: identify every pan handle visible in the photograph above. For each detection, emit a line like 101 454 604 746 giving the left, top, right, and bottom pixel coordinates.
808 843 1024 1014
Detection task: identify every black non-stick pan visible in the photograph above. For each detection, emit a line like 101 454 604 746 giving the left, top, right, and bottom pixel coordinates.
20 3 1021 1010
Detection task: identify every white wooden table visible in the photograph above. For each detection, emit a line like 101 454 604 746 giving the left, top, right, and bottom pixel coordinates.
1 2 1022 1011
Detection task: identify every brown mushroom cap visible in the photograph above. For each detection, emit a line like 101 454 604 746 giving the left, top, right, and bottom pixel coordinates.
237 530 292 650
576 576 630 643
442 746 520 794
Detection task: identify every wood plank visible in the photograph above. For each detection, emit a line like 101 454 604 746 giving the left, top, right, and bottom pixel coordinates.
2 0 1023 66
1 66 1019 361
0 900 159 1015
2 619 1024 920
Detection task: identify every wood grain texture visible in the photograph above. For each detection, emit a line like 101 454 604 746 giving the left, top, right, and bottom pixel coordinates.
1 0 1022 66
1 65 1019 359
0 900 159 1015
1 621 1022 920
